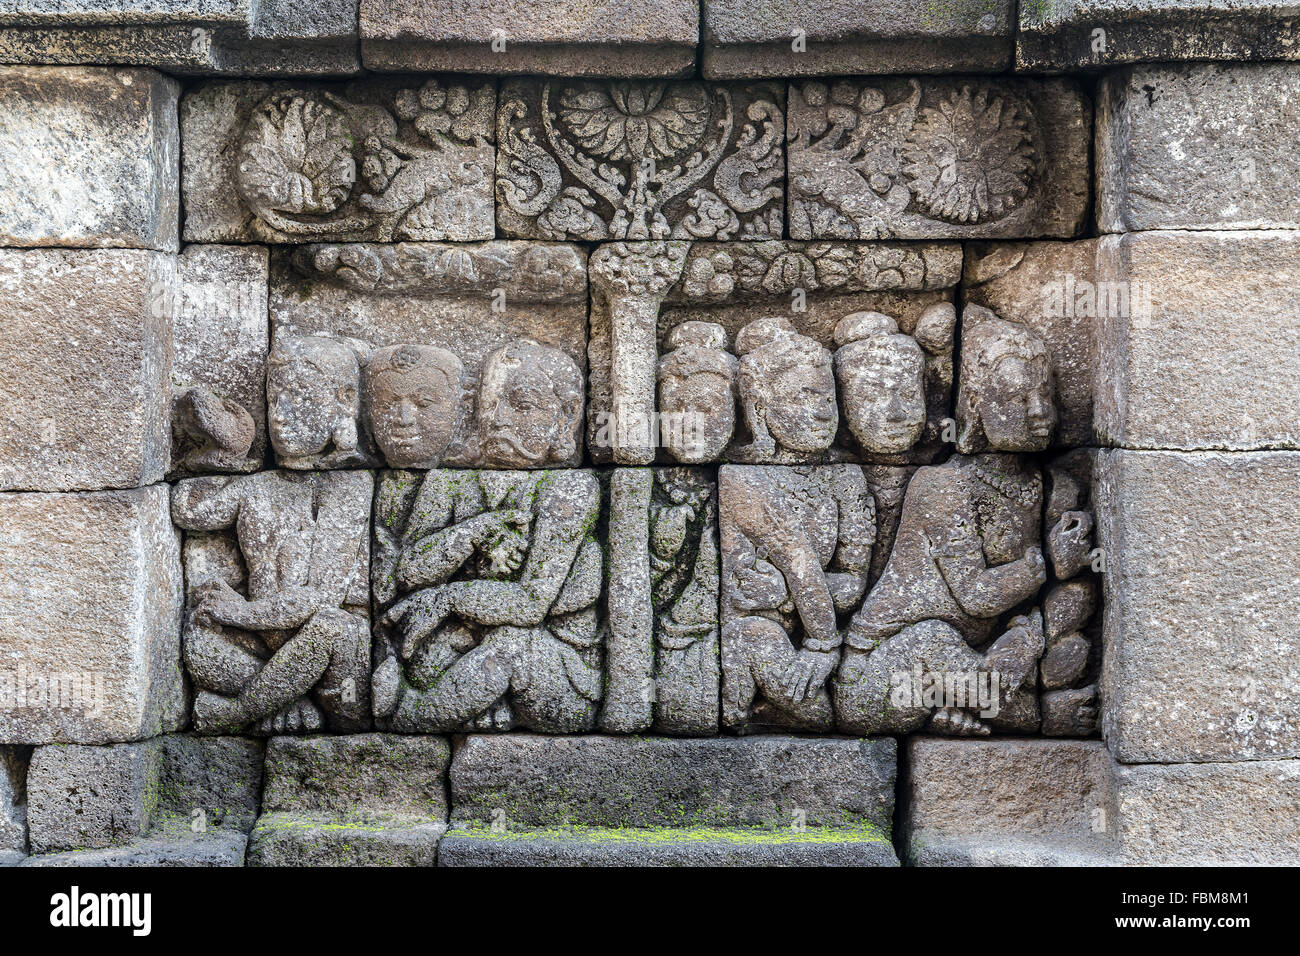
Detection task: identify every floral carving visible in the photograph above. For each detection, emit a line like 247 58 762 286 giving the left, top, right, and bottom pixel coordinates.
902 87 1037 224
229 81 495 243
497 80 784 242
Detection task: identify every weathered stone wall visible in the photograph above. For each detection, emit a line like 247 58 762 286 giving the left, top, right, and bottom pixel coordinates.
1 1 1297 867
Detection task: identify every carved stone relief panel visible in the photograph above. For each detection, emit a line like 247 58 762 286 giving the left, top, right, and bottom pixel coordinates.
719 308 1099 738
170 245 269 477
268 241 588 470
182 76 496 244
372 468 605 734
496 79 785 241
587 239 962 466
787 77 1090 240
604 467 720 736
172 470 374 736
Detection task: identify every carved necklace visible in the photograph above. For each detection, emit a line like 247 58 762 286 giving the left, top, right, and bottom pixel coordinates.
970 458 1041 510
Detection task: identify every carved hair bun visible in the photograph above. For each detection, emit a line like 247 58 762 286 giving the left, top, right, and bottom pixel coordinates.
734 316 798 356
833 312 899 348
665 321 728 353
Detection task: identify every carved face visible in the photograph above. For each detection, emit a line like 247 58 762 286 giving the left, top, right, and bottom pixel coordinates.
658 370 734 463
754 354 838 453
477 343 580 468
267 338 359 458
366 356 460 467
977 354 1057 452
837 340 926 454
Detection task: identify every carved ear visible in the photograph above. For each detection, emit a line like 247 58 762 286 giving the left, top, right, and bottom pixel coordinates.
332 416 358 453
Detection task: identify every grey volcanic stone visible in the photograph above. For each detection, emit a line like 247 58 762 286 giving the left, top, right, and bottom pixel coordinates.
261 735 449 819
0 1 360 75
904 738 1115 866
0 66 178 250
1 747 28 854
0 487 184 745
1096 450 1300 763
1114 759 1300 865
788 77 1090 241
703 0 1013 78
26 740 160 854
248 734 449 866
1095 231 1300 451
172 244 269 477
247 814 444 866
1099 65 1300 232
22 828 247 866
440 826 898 866
362 0 698 77
450 734 897 831
25 735 262 855
0 249 174 492
1019 1 1300 71
963 240 1099 448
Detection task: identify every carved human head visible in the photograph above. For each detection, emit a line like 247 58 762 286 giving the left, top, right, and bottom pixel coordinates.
477 339 583 468
833 312 927 455
657 321 737 463
735 316 837 454
364 344 464 468
267 335 361 459
956 305 1057 453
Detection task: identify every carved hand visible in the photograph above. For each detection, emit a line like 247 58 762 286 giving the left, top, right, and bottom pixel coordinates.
779 648 838 705
384 587 452 660
1047 510 1094 580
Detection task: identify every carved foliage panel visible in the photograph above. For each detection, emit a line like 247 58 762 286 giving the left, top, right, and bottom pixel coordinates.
496 79 785 241
182 76 497 244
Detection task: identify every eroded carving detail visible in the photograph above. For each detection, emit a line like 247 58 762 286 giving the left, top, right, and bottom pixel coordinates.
173 470 373 736
788 80 1044 240
497 80 784 241
372 469 604 734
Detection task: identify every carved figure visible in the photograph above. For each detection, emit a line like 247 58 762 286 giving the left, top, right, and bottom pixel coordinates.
833 312 926 455
476 339 584 468
734 316 838 460
172 386 255 472
173 470 372 735
364 344 463 468
267 335 368 469
657 321 737 463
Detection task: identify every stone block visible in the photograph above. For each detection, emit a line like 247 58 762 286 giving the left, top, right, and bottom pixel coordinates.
270 242 587 470
22 828 247 866
449 734 897 831
1094 231 1300 451
246 814 444 866
0 487 184 745
247 734 449 866
904 738 1115 866
171 244 269 476
0 249 174 492
439 825 898 866
182 77 495 244
1 746 28 854
1099 64 1300 232
173 471 372 736
585 240 961 465
0 2 360 75
1018 1 1300 72
788 77 1090 240
260 735 448 819
496 79 785 241
361 0 698 77
702 0 1013 78
1113 759 1300 865
26 740 160 853
0 66 178 250
963 240 1099 448
25 734 262 855
1096 450 1300 763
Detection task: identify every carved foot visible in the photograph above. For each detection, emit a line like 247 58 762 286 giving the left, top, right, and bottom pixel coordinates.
928 706 990 736
192 690 245 735
256 698 324 735
462 699 514 732
984 611 1046 693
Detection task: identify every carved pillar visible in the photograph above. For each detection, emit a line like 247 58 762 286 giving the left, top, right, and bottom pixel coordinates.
589 241 690 465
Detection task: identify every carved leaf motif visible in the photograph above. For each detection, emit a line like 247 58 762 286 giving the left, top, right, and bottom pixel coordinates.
901 87 1036 225
558 82 711 162
237 95 356 217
